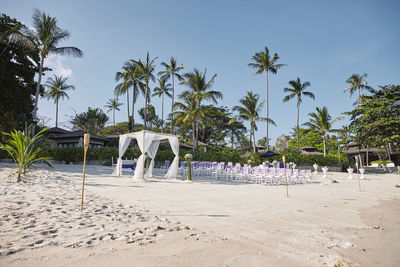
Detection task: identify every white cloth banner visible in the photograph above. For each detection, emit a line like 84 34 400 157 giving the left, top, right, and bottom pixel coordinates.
145 140 160 177
133 132 155 179
112 134 131 176
165 136 179 179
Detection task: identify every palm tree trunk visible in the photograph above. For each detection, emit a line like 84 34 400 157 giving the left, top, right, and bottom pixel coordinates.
113 108 115 126
144 82 148 129
192 121 195 151
126 89 130 130
196 120 199 151
171 75 175 135
132 84 136 131
55 98 59 127
249 126 252 152
265 70 269 150
357 87 360 108
252 127 256 153
323 135 326 157
296 102 300 150
32 56 44 134
161 92 164 133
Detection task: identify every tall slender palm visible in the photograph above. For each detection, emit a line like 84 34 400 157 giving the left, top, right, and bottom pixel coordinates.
344 73 373 108
181 68 222 150
152 79 172 133
44 75 75 128
115 60 144 131
17 9 83 132
233 91 275 153
173 91 203 151
283 77 315 149
158 57 184 134
115 66 131 129
303 106 342 157
137 52 157 129
104 98 122 126
248 46 286 150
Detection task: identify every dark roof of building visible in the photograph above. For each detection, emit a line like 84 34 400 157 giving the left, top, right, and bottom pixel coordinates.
346 142 359 148
49 130 110 141
301 146 316 150
47 127 70 135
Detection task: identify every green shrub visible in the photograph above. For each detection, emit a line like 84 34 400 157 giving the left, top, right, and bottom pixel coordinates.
370 160 392 164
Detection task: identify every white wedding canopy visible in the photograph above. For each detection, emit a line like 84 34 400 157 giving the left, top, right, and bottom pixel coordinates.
112 130 179 179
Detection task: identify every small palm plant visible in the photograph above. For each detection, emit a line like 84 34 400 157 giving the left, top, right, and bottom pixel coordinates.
0 125 52 182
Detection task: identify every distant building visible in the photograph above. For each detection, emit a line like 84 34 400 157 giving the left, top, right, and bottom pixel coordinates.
47 127 110 148
299 146 323 155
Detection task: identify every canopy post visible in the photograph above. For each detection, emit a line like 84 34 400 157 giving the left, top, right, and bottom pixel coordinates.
142 130 145 179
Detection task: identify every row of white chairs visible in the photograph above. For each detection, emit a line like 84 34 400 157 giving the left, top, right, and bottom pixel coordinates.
159 161 314 185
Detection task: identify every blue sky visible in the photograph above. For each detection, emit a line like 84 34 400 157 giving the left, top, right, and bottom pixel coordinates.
3 0 400 145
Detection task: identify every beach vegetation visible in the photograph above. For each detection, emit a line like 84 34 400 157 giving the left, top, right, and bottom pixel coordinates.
283 77 315 149
180 68 223 151
346 84 400 152
114 60 144 131
136 52 158 129
303 106 343 157
344 73 373 108
248 46 286 150
152 78 172 132
10 9 83 133
0 14 39 134
104 98 123 126
233 91 274 153
0 125 52 181
158 57 184 135
44 75 75 128
71 107 109 134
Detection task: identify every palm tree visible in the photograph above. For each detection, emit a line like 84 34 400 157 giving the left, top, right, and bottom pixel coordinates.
233 91 276 153
115 60 144 131
181 68 222 150
16 9 83 132
152 79 172 132
105 98 123 126
282 77 315 149
71 107 109 134
173 91 203 151
248 46 286 150
158 57 184 134
136 52 157 129
44 75 75 128
303 106 342 157
344 73 373 108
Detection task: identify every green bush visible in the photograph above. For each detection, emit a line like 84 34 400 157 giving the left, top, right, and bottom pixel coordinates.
370 160 392 164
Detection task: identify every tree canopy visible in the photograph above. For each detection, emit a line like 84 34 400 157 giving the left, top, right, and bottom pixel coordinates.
0 14 39 134
346 85 400 150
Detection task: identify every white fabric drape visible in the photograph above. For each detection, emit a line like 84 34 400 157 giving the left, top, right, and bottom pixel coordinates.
112 130 179 180
112 134 132 176
145 140 160 177
133 131 155 179
165 136 179 179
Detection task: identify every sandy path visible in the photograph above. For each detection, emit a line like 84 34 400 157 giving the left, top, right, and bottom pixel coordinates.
1 163 399 266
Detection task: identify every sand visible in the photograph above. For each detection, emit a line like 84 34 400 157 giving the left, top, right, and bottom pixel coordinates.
0 163 399 267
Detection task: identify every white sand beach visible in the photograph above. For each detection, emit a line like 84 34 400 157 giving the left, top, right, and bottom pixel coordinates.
0 163 399 267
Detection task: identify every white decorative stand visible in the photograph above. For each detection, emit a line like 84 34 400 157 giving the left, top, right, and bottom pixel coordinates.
322 166 328 179
313 163 318 174
292 163 296 170
359 168 365 179
347 168 354 179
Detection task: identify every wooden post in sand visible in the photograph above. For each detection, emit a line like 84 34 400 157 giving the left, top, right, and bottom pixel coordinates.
283 156 288 197
356 161 361 192
80 133 90 212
